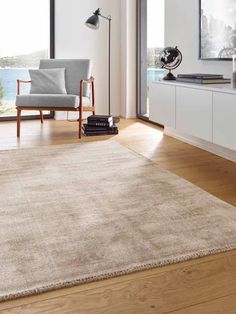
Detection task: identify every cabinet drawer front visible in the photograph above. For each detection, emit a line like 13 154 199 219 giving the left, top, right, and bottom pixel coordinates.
176 87 212 142
213 92 236 151
149 83 175 127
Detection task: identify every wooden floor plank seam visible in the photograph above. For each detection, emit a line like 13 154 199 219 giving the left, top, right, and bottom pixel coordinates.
164 292 236 314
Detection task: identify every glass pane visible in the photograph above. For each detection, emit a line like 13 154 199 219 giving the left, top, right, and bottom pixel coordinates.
147 0 165 80
138 0 165 119
0 0 51 118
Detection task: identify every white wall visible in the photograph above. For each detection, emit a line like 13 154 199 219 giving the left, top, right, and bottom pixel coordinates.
165 0 232 78
55 0 121 118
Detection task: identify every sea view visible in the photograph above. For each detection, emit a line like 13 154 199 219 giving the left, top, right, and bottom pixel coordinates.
0 68 30 101
147 68 164 83
0 68 32 116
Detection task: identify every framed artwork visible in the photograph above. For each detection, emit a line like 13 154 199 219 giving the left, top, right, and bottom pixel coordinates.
199 0 236 60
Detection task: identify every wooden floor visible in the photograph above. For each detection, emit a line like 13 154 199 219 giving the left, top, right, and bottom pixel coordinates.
0 118 235 314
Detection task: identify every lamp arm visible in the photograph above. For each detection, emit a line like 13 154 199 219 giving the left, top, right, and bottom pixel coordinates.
93 8 112 21
99 13 112 21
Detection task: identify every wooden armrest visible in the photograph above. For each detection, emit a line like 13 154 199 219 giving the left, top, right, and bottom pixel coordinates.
79 77 95 106
17 80 32 95
80 76 95 85
17 80 32 84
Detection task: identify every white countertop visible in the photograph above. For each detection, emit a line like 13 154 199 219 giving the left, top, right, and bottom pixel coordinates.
152 80 236 95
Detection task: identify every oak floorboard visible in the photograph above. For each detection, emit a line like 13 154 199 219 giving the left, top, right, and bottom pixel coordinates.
1 251 236 314
0 118 235 314
0 250 234 312
168 293 236 314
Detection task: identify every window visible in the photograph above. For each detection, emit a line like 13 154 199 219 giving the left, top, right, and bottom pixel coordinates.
0 0 54 120
137 0 165 119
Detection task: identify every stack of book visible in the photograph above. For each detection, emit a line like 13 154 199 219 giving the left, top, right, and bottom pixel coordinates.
176 74 231 84
83 115 119 136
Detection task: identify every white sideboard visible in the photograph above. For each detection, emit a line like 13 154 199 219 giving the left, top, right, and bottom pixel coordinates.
149 81 236 162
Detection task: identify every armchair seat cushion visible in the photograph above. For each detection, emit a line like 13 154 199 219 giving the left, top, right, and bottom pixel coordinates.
16 94 90 109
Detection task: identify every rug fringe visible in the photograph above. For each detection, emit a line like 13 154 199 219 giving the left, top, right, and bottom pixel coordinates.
1 244 236 302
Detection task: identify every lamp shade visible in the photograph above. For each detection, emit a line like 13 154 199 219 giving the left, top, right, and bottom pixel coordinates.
85 12 100 29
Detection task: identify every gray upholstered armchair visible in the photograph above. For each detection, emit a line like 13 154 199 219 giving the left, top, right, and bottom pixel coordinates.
16 59 95 139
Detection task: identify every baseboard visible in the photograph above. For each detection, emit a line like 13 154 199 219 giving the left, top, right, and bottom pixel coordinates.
164 127 236 163
120 115 137 119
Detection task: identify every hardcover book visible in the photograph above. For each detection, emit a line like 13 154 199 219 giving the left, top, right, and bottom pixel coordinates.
86 121 113 127
87 115 113 123
82 127 118 136
83 124 118 132
176 77 231 84
177 74 224 79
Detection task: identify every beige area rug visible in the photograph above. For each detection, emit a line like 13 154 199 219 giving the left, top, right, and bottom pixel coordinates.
0 141 236 301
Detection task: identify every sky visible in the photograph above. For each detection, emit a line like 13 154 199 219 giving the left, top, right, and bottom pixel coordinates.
202 0 236 27
0 0 50 57
147 0 165 48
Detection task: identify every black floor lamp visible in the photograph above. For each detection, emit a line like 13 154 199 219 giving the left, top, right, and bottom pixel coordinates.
86 9 119 123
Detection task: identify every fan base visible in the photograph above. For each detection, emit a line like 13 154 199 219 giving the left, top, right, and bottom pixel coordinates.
163 72 176 81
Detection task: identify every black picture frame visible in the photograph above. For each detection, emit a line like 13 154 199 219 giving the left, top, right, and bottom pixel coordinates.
0 0 55 121
199 0 235 61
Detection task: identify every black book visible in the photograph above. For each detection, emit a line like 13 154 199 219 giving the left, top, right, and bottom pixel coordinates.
86 120 113 127
88 115 113 123
177 73 224 79
176 77 231 84
83 124 118 132
82 127 119 136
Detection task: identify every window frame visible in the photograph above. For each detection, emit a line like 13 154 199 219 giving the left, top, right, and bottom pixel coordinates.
136 0 148 120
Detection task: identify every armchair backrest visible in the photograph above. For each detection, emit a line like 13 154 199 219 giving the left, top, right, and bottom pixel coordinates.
39 59 92 97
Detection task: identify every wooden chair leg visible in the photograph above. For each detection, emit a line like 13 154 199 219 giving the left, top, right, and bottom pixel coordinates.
92 80 95 115
17 109 21 138
78 106 83 139
39 111 44 124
